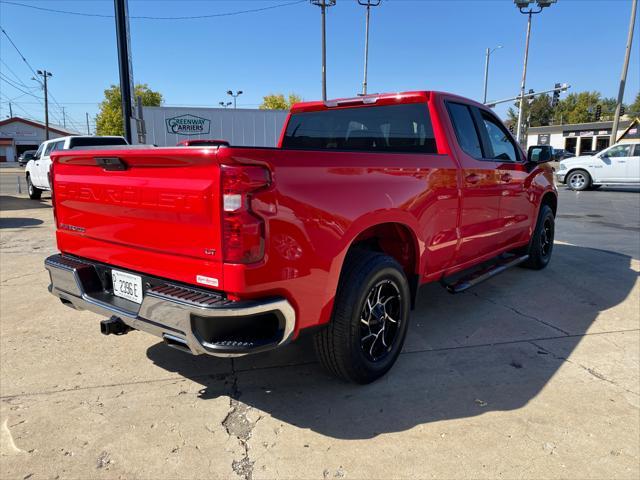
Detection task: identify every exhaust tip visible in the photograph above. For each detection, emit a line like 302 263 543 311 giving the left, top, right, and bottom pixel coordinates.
100 316 131 336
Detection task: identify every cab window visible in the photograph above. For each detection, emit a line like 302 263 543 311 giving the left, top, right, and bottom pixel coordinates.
604 145 632 158
479 112 518 162
43 142 56 157
32 144 44 160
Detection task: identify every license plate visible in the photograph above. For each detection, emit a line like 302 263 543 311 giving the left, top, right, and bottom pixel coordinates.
111 269 143 304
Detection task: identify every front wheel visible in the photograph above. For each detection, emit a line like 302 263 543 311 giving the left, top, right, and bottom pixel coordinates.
567 169 591 191
521 205 555 270
314 250 410 384
26 175 42 200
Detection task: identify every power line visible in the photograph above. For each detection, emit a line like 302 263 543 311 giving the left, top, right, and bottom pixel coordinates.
0 26 40 81
0 74 43 99
0 0 306 20
0 58 32 89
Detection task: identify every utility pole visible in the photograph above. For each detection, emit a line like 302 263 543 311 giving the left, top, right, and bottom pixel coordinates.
62 106 66 128
611 0 637 145
311 0 336 101
483 45 502 104
358 0 381 95
8 102 12 117
114 0 135 143
35 70 53 140
86 112 91 135
226 90 243 109
514 1 555 144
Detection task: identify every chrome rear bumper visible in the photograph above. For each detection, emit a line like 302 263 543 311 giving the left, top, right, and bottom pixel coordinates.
45 254 295 357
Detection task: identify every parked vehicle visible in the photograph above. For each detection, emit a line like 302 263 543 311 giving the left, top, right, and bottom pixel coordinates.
177 139 230 147
45 91 557 383
556 142 640 190
552 148 574 161
18 149 36 166
25 135 128 199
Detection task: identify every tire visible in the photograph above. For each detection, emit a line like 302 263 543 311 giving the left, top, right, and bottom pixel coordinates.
521 205 555 270
566 169 591 191
314 250 411 384
26 174 42 200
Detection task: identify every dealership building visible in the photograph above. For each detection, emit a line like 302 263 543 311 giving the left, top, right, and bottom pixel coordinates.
526 118 639 155
134 106 289 147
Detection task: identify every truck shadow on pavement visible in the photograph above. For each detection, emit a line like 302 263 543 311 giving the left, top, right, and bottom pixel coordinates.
0 195 51 211
146 243 637 439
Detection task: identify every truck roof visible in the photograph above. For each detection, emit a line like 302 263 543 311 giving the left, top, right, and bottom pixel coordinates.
289 91 487 114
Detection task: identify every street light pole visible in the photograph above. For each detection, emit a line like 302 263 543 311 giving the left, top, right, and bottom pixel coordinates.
226 91 243 109
114 0 135 143
515 10 533 144
311 0 336 101
514 1 555 144
610 0 637 145
35 70 52 140
483 45 502 104
358 0 381 96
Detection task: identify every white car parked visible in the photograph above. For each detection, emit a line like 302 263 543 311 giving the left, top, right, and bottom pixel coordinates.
556 142 640 191
25 135 128 199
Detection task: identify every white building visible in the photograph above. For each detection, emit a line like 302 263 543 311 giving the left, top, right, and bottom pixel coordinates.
526 118 639 155
0 117 80 163
135 106 289 147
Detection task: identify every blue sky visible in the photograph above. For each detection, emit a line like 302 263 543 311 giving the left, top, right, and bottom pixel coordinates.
1 0 638 132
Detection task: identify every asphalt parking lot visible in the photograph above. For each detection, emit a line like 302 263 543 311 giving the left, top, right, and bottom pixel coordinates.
1 168 638 479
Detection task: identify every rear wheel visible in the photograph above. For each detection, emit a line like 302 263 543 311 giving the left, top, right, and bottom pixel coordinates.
26 174 42 200
567 169 591 191
314 250 410 384
521 205 555 270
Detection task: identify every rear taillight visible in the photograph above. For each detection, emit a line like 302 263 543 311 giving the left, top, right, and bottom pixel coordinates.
221 165 270 263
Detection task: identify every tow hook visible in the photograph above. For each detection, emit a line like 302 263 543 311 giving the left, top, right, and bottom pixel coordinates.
100 316 131 335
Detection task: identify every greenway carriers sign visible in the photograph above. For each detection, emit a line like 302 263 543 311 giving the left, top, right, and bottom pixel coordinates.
165 114 210 136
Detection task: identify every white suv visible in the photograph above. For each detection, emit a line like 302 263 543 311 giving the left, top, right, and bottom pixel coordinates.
556 142 640 190
25 135 128 199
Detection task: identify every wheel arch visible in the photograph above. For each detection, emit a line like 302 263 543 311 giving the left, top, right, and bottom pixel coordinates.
341 221 421 309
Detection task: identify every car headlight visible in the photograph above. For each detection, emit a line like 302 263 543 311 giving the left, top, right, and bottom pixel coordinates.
558 163 567 171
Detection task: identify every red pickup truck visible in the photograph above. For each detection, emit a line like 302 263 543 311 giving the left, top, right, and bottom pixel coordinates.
46 91 557 383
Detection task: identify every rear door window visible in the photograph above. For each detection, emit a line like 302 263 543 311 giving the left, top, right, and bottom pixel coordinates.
633 144 640 156
446 102 483 159
282 103 437 153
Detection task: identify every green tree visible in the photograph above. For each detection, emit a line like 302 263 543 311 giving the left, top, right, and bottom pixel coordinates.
259 93 302 110
628 92 640 117
507 94 553 128
553 91 601 124
96 83 163 136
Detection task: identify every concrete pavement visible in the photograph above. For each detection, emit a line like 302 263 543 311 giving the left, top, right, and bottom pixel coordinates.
0 186 638 479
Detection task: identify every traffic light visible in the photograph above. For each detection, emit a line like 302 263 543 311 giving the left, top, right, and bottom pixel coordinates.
552 83 561 107
620 105 626 116
595 104 602 121
527 89 535 106
508 123 515 134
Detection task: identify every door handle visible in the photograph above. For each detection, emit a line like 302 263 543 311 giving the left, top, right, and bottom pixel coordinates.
501 173 512 182
465 173 480 184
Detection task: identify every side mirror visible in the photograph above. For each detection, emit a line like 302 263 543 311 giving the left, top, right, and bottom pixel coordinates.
23 152 35 161
527 145 553 164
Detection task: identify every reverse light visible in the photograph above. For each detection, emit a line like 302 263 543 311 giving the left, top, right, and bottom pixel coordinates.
221 165 270 263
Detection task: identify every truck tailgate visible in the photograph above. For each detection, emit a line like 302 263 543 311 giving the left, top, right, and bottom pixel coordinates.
53 148 224 289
